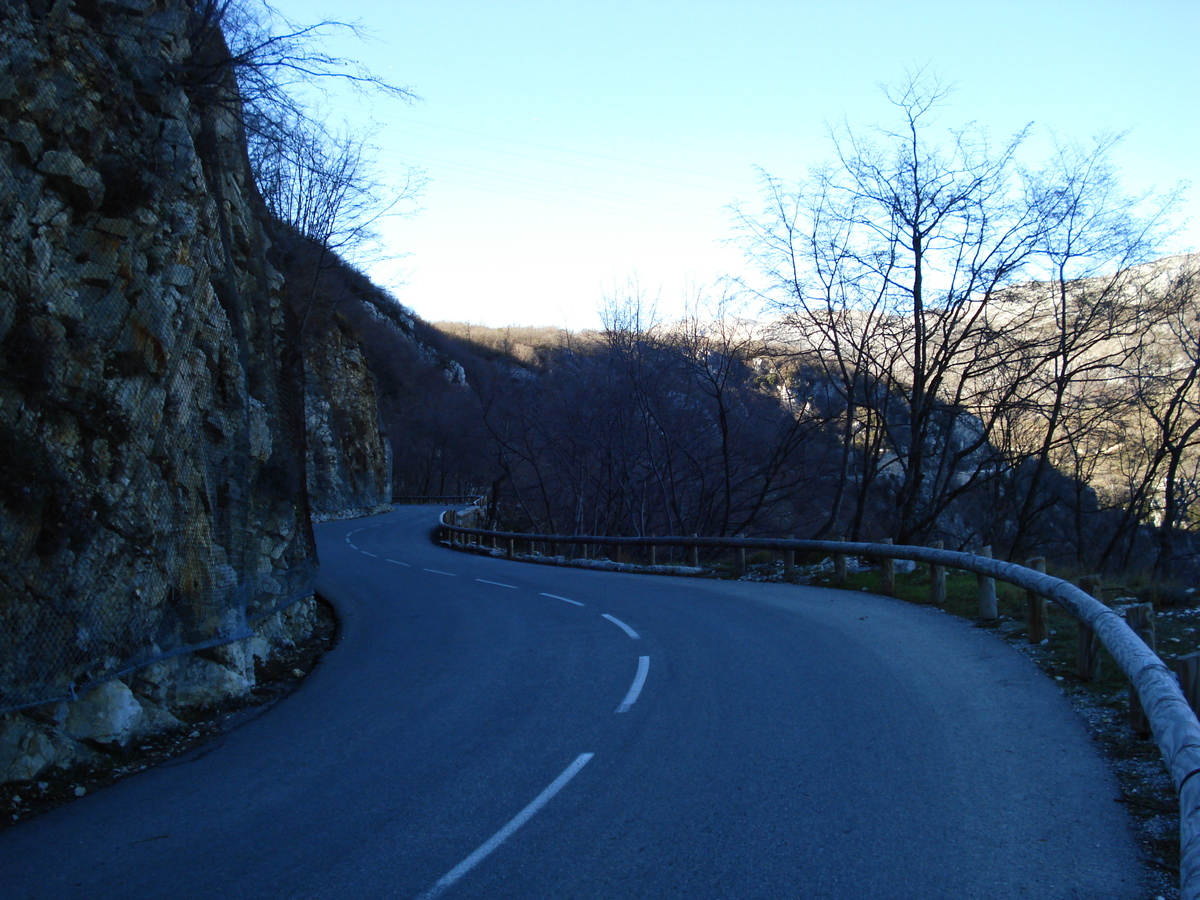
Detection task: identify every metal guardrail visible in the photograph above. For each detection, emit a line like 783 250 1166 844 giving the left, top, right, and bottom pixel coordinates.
436 518 1200 897
393 495 485 506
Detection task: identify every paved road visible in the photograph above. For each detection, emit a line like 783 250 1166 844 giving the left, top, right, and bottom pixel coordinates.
0 507 1148 898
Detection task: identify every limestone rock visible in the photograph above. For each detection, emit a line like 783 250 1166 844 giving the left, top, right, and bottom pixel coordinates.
0 714 92 782
37 150 104 209
0 0 321 714
63 680 144 747
305 321 393 518
171 657 253 710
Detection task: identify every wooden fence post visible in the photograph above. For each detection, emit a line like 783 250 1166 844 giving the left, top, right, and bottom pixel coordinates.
834 534 847 586
977 545 998 620
1125 603 1155 735
1174 652 1200 720
1025 557 1048 644
1077 575 1103 680
930 540 946 606
879 538 895 596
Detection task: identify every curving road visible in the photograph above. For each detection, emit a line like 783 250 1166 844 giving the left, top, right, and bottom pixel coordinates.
0 507 1148 898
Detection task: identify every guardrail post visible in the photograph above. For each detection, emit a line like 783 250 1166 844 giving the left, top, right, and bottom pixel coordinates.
1077 575 1103 680
1175 652 1200 719
977 545 998 620
649 544 657 567
506 538 514 559
1025 557 1048 643
834 534 847 586
688 535 698 569
784 536 795 577
929 540 946 606
1125 602 1155 735
879 538 895 595
735 543 746 578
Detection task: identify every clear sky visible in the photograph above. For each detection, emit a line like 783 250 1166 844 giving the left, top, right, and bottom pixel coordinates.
276 0 1199 330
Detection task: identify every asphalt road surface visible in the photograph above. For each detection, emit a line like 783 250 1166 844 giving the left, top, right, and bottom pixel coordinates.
0 506 1149 898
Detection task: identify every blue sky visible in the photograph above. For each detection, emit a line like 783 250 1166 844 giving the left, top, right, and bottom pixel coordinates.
278 0 1199 329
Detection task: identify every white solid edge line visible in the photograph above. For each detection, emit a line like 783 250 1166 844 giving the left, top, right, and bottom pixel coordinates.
476 578 518 589
616 656 650 713
601 614 640 640
423 568 458 577
540 593 584 607
415 753 595 900
385 559 412 567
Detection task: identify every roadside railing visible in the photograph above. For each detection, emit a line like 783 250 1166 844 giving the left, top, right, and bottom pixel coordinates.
436 515 1200 897
393 494 485 506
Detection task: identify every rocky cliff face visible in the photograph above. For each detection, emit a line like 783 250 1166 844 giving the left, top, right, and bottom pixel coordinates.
304 316 392 520
0 0 322 719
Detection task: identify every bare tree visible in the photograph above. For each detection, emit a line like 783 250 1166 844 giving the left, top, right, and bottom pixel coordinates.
738 74 1046 541
185 0 416 137
187 0 421 300
1100 261 1200 575
470 289 829 541
737 72 1175 555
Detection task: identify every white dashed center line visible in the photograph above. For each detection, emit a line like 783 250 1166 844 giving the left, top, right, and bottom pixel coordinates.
385 559 411 567
476 579 518 589
423 568 458 577
415 753 595 900
616 656 650 713
601 614 640 640
540 593 584 607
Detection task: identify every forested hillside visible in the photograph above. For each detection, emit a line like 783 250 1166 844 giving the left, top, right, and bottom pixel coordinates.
353 246 1200 583
344 79 1200 582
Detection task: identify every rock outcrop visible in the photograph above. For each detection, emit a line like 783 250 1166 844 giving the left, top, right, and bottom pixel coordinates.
0 597 318 782
304 317 392 520
0 0 322 733
0 0 413 785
